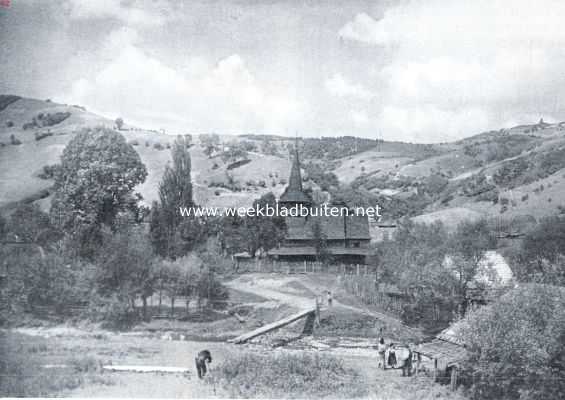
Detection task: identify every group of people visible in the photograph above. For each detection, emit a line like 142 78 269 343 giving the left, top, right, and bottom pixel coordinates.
376 337 414 376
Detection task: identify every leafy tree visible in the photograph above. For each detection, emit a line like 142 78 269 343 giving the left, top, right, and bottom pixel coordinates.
448 219 496 313
311 218 330 263
50 127 147 257
115 117 124 130
200 133 220 158
516 216 565 285
461 284 565 400
0 213 8 241
96 226 157 320
8 204 60 246
219 192 285 257
151 135 202 258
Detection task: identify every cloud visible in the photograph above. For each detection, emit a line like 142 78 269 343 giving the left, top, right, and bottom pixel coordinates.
325 73 374 100
67 0 166 27
66 31 303 134
338 0 565 141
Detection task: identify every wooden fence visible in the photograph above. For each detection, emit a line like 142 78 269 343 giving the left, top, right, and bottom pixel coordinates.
235 259 377 276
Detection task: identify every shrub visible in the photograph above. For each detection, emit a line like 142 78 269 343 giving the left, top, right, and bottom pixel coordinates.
23 112 71 130
145 141 150 147
214 190 220 196
521 194 529 202
6 120 14 127
212 162 219 170
10 134 21 145
128 139 139 146
461 285 565 400
258 180 266 188
37 164 60 180
213 353 366 399
153 142 164 150
34 131 54 141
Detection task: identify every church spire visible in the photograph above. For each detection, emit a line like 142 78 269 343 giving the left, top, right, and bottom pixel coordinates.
288 137 303 192
279 136 311 205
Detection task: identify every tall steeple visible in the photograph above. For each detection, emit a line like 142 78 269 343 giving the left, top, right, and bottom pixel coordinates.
288 137 303 192
279 136 311 205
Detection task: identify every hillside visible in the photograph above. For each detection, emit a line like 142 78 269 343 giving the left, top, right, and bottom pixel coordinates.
2 95 565 234
0 96 290 211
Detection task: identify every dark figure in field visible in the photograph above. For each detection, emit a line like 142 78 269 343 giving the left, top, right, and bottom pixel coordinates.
327 291 333 307
195 350 212 379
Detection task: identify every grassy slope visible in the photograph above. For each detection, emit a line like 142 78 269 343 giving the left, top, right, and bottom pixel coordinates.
0 97 292 211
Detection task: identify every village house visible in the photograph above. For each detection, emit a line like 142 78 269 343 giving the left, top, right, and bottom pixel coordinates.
267 145 371 264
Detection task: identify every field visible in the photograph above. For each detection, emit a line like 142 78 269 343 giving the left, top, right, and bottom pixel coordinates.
1 273 464 399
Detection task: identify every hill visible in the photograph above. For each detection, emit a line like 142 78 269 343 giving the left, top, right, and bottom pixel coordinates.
2 94 565 234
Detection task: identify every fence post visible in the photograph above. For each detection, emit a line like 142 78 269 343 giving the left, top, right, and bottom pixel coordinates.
357 264 360 275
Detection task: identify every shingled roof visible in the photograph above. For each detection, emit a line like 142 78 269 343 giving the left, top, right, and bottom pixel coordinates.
286 214 371 240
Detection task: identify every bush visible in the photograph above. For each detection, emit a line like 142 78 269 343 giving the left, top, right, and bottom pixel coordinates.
461 285 565 400
23 112 71 130
6 120 14 127
153 142 164 150
128 139 139 146
9 134 21 145
34 131 54 141
213 353 367 399
37 164 60 180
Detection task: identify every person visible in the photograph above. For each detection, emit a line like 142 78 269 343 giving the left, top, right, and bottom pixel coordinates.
195 350 212 379
327 291 333 307
387 343 397 368
377 337 387 370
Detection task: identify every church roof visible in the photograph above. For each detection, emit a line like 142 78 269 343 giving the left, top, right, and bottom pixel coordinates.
286 214 371 240
280 142 312 204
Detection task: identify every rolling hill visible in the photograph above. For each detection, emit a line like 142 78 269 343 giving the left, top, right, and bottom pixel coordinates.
2 94 565 236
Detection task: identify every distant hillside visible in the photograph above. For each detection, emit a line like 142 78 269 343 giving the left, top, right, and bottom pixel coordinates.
2 95 565 233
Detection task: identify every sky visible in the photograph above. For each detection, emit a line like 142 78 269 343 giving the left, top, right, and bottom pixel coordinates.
2 0 565 142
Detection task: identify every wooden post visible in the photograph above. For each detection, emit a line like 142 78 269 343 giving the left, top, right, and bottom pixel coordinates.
304 260 307 274
365 265 368 275
450 366 458 391
416 353 421 375
357 264 360 275
433 359 438 382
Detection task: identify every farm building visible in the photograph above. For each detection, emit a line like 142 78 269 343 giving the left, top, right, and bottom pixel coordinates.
267 145 371 264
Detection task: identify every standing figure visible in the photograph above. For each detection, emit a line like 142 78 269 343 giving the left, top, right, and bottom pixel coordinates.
377 337 387 370
327 291 333 307
195 350 212 379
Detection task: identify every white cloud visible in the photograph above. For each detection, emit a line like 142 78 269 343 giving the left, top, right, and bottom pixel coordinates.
339 0 565 141
350 110 370 127
67 0 165 27
325 73 374 100
67 31 303 134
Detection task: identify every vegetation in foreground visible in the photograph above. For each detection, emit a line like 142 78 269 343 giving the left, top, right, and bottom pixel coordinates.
0 331 113 397
212 352 367 399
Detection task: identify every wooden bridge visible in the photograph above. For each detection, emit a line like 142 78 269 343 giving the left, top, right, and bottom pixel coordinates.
228 307 318 344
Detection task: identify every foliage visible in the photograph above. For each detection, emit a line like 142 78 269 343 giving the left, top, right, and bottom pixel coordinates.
95 227 157 317
34 130 54 141
50 127 147 257
114 117 124 130
304 162 339 191
460 284 565 400
8 203 60 246
218 192 286 257
37 164 61 180
515 216 565 285
23 112 71 130
150 135 204 259
213 353 367 399
9 134 22 145
200 133 220 157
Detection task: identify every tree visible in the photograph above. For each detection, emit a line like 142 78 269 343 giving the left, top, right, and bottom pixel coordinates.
448 219 496 313
50 127 147 257
516 216 565 285
96 226 157 320
461 284 565 400
311 218 330 263
200 133 220 158
8 204 57 245
115 117 124 130
218 192 285 257
151 135 201 259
